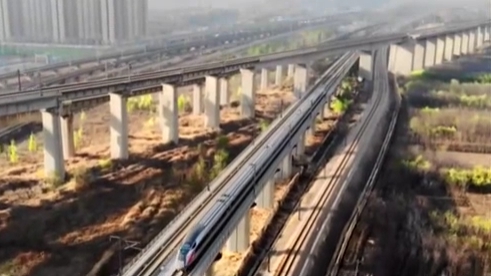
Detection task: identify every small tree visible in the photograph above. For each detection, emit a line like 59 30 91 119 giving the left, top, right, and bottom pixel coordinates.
211 149 229 178
8 140 18 163
28 133 38 152
259 119 269 132
74 128 83 149
216 135 229 149
80 111 87 122
177 95 188 113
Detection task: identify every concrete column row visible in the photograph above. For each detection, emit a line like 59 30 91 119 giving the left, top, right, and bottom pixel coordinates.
41 69 261 182
484 25 491 42
359 51 374 81
260 68 268 90
225 91 328 254
444 35 454 62
293 64 308 98
388 27 489 76
259 64 294 90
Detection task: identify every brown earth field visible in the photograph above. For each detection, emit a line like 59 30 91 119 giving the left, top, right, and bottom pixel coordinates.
0 79 299 276
338 52 491 275
338 106 491 276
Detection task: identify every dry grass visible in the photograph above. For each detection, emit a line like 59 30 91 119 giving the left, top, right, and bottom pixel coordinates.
0 83 297 276
339 57 491 275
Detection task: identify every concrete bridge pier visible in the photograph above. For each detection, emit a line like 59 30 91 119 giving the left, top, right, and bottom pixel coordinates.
257 179 275 209
444 35 454 61
484 26 490 42
60 115 75 159
192 84 203 115
260 68 269 90
204 76 220 129
226 212 250 252
388 43 413 75
287 64 295 78
275 65 283 86
461 32 469 54
468 29 477 53
240 69 256 119
41 110 65 180
281 153 293 180
435 36 445 65
412 42 425 70
293 64 308 98
109 93 129 159
323 102 331 119
219 77 229 106
159 84 179 144
205 265 215 276
358 51 373 81
296 134 305 157
424 38 436 68
308 115 317 137
476 27 484 48
453 33 462 56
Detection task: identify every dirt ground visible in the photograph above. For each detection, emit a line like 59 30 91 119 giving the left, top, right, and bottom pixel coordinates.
338 115 491 276
0 81 298 276
211 116 334 276
338 51 491 275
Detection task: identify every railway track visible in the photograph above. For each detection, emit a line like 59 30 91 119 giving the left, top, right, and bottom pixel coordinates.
236 76 363 276
7 38 260 91
123 53 357 276
3 20 354 92
327 47 402 276
269 48 387 276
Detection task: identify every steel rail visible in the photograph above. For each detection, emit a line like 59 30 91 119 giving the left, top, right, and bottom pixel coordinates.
0 19 485 103
124 24 390 274
19 37 253 90
124 52 355 276
0 18 486 100
121 53 349 276
274 48 386 276
0 15 344 81
0 56 259 100
327 48 401 276
186 52 358 276
19 18 350 91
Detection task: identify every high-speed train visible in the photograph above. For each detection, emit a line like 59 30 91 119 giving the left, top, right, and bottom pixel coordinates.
174 224 206 271
173 53 356 274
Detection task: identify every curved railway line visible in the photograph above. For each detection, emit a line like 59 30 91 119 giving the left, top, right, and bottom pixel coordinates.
326 48 402 276
276 55 385 276
123 52 356 276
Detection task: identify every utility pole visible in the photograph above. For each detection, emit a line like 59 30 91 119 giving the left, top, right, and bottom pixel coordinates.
109 235 141 275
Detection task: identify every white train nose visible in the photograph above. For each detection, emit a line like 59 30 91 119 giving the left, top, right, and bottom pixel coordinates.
175 260 186 271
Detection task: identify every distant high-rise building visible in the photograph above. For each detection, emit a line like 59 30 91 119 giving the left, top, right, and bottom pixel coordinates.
0 0 148 45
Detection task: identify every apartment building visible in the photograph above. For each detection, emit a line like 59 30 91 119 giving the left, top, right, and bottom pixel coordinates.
0 0 148 45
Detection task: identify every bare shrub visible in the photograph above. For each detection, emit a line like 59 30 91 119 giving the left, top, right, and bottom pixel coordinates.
409 107 491 146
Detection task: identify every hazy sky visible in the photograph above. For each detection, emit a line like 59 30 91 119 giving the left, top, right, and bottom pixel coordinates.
148 0 252 10
148 0 491 11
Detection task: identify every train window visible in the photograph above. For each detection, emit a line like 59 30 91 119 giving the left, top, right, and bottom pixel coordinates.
178 243 191 260
184 224 205 244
